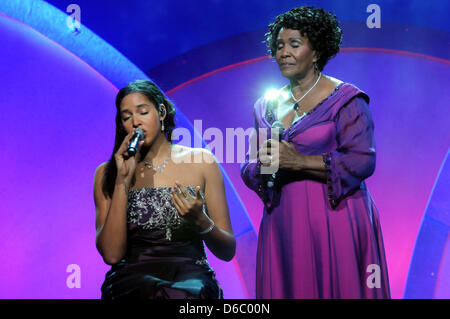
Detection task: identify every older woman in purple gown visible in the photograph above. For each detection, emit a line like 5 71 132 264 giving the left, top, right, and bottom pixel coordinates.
240 6 390 298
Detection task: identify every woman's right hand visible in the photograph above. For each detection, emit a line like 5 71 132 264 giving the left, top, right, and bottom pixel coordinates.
114 129 143 185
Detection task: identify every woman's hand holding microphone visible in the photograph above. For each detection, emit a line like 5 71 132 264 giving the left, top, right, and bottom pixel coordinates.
114 128 144 191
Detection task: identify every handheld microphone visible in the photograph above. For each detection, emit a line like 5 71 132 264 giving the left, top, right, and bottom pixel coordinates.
267 121 285 188
127 128 144 156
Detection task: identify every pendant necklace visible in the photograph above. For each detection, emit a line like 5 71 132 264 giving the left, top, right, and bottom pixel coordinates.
291 73 322 120
143 154 170 173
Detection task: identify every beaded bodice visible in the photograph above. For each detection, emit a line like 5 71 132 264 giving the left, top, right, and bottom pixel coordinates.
127 186 206 241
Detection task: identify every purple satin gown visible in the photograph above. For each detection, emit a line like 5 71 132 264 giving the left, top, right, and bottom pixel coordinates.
101 187 222 299
240 83 390 298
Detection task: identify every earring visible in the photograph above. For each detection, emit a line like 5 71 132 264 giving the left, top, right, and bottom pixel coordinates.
314 62 319 72
160 108 165 132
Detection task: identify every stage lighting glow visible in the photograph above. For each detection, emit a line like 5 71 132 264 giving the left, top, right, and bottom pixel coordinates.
264 88 279 101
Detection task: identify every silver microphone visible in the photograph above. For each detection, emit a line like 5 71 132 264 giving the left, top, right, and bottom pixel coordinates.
267 121 285 188
127 128 144 156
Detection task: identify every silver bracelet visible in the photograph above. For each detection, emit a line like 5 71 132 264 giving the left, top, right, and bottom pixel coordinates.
198 219 215 236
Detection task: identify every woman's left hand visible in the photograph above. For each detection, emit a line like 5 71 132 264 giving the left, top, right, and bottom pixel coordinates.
171 181 210 226
258 139 305 171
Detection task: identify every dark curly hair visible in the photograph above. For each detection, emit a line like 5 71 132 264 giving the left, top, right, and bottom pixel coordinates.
265 6 342 71
102 80 176 198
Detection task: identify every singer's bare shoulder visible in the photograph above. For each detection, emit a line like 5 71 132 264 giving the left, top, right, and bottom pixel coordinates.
93 161 109 199
170 144 217 166
94 161 109 181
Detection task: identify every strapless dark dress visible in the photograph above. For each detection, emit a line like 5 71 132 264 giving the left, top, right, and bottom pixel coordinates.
101 187 223 299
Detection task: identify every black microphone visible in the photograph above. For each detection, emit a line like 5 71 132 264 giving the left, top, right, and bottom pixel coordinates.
127 128 144 156
267 121 285 188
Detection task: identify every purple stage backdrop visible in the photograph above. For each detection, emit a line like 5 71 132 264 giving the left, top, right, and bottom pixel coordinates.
1 1 449 299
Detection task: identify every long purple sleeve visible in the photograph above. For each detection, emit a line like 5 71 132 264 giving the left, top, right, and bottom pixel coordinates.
324 95 376 207
240 100 267 203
